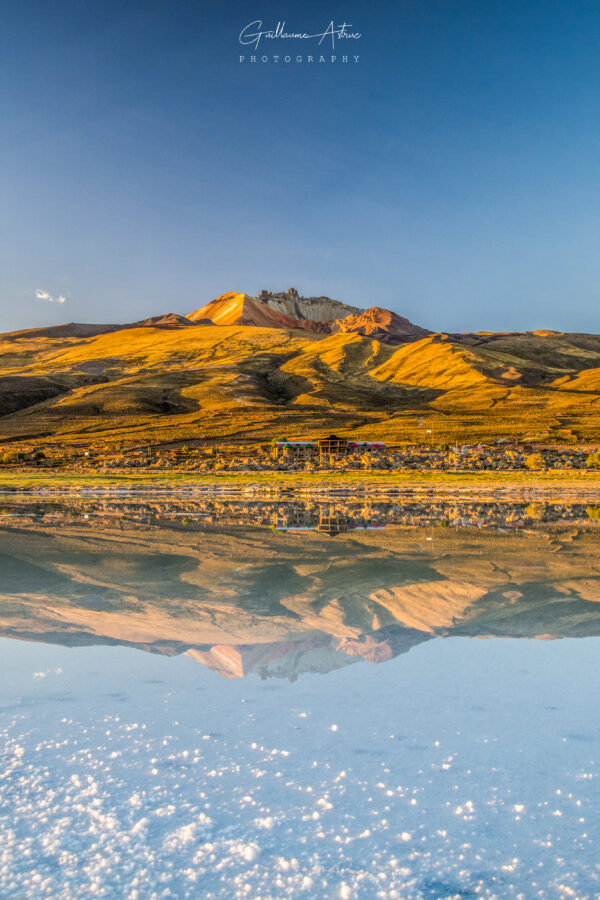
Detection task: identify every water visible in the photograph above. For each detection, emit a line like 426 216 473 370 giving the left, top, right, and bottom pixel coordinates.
1 495 599 899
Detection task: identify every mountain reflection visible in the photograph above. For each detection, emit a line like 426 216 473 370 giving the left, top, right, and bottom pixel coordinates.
1 496 600 679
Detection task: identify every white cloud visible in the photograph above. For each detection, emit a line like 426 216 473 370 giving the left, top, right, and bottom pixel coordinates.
33 667 63 679
35 289 66 304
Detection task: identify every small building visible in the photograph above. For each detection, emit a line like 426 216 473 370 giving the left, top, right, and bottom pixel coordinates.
347 441 387 452
274 435 388 461
273 440 318 461
316 511 349 536
317 434 349 456
318 436 387 456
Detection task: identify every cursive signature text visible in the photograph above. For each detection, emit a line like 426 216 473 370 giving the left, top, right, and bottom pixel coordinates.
239 20 361 50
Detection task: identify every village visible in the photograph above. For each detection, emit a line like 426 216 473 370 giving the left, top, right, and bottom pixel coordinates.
0 432 600 474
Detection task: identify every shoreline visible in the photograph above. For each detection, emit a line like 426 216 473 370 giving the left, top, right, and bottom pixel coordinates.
2 470 600 499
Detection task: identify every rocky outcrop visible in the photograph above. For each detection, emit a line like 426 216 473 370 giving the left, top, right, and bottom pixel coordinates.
334 307 431 343
186 637 359 680
256 287 362 322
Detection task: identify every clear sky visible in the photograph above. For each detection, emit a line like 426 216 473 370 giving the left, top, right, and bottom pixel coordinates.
2 0 600 334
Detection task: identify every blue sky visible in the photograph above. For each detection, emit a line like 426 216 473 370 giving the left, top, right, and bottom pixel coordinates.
2 0 600 333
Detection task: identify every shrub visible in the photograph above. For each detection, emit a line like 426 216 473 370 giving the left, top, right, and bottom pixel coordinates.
524 453 545 470
33 450 46 460
0 451 20 464
585 449 600 468
181 445 191 454
587 506 600 523
525 502 546 520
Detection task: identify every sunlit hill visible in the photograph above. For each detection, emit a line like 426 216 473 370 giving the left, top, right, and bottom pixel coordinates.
3 287 600 449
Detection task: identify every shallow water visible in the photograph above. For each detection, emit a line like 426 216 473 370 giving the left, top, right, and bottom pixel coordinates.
1 497 600 898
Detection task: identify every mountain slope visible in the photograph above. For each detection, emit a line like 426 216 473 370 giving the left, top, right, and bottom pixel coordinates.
187 293 292 328
3 293 600 447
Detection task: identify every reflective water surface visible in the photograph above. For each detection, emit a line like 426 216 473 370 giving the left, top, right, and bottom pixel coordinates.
1 495 600 898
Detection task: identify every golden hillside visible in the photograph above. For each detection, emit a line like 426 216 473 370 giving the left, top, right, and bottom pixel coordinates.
2 302 600 447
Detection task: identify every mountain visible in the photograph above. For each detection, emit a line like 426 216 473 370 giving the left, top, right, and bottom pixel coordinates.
334 306 431 343
188 287 362 333
188 291 304 329
1 322 126 341
2 289 600 446
188 289 427 341
131 313 199 329
0 313 199 345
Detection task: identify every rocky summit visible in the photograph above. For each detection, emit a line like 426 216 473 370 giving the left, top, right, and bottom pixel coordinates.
187 288 427 340
188 287 365 334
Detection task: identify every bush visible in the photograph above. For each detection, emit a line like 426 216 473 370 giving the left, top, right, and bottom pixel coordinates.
586 449 600 468
181 445 191 454
587 506 600 523
525 453 545 470
0 451 20 464
525 502 546 520
33 450 46 460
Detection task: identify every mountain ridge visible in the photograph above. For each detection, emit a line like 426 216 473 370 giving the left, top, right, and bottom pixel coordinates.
2 288 600 447
187 288 429 342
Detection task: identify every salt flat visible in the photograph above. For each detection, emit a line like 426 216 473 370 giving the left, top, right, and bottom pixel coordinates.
1 636 599 899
